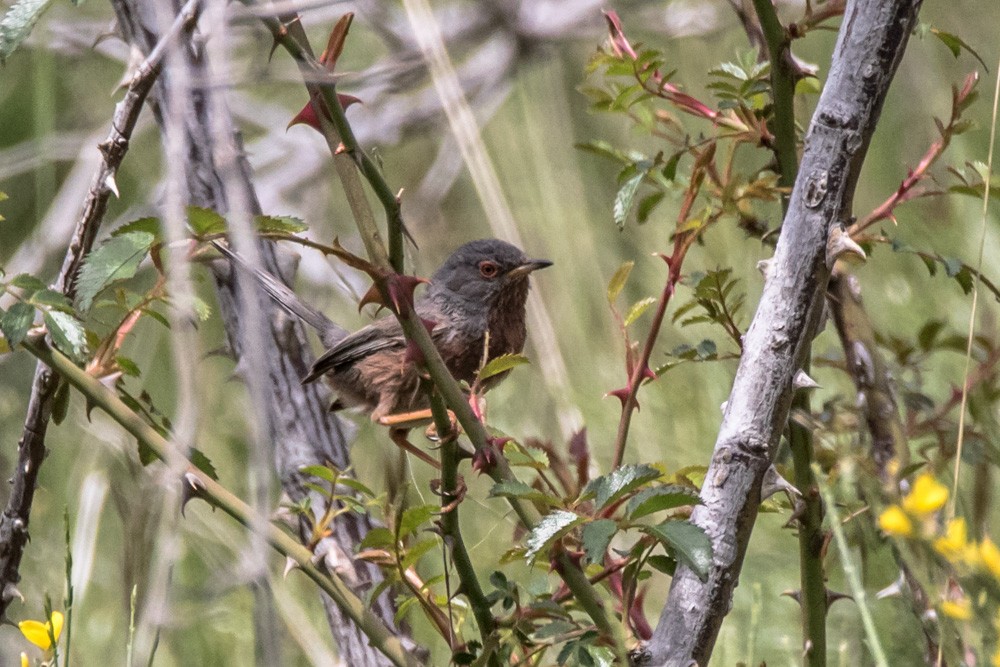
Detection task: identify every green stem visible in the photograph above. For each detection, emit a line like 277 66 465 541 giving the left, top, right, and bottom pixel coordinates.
429 392 499 667
22 336 421 667
252 9 624 658
753 2 824 661
813 465 889 667
752 0 799 205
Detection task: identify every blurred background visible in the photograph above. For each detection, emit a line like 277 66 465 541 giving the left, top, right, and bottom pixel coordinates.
1 0 998 664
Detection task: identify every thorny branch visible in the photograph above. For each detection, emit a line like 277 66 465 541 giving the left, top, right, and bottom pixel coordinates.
0 0 201 620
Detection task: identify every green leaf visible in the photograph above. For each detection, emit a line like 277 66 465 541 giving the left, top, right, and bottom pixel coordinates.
581 519 617 565
0 0 55 64
51 378 70 425
29 289 74 313
636 191 665 224
44 310 87 361
582 464 661 510
9 273 47 296
76 232 155 311
626 485 701 520
613 173 644 230
478 353 529 382
533 620 575 640
624 297 657 327
300 465 337 483
116 356 141 377
0 302 35 347
400 537 438 571
255 215 308 234
647 554 676 575
186 206 227 236
190 448 218 481
112 217 162 241
607 261 634 303
643 520 713 582
398 504 436 538
524 510 583 563
337 476 376 498
489 481 561 508
359 527 394 550
931 29 988 70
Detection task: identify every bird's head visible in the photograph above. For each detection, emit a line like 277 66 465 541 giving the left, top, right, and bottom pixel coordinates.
429 239 552 308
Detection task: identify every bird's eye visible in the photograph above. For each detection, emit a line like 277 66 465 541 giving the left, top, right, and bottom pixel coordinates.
478 261 499 279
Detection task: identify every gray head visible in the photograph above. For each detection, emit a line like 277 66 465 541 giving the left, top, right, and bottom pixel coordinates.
428 239 552 306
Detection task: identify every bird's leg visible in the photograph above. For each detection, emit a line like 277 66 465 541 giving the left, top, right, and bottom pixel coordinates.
379 409 461 440
388 427 441 469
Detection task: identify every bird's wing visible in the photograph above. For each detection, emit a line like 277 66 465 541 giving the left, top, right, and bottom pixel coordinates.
303 317 405 383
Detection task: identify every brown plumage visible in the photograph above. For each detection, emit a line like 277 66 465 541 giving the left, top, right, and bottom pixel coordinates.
302 239 551 421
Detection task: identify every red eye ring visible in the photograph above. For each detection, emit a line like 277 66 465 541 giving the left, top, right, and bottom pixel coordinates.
478 260 499 278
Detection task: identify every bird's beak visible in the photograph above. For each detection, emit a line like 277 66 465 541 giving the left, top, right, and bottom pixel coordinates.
507 259 553 279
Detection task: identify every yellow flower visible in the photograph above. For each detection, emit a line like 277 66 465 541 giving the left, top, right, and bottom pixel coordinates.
981 537 1000 579
940 598 972 621
901 473 949 517
18 610 63 651
934 518 969 561
878 505 913 537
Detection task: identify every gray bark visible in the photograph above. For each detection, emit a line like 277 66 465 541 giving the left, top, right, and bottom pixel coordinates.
109 1 405 664
634 0 923 664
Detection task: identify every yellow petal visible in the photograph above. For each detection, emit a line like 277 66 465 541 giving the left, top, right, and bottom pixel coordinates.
901 473 949 517
940 598 972 621
934 517 969 561
20 652 29 667
981 538 1000 579
878 505 913 537
18 620 52 650
49 611 63 642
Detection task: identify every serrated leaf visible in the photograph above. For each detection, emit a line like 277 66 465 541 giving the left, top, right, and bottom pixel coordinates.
646 554 676 575
400 537 438 571
112 217 162 241
624 297 657 327
116 356 141 377
399 504 436 538
76 232 155 311
190 448 218 481
186 206 227 236
0 0 55 64
359 527 394 550
255 214 308 234
931 29 988 70
581 519 617 565
607 261 634 303
524 510 583 563
29 288 73 313
44 310 87 361
489 481 561 508
337 477 376 498
613 173 644 230
533 620 575 640
643 520 713 582
626 485 701 519
581 464 661 510
9 273 47 296
1 302 35 347
478 353 529 382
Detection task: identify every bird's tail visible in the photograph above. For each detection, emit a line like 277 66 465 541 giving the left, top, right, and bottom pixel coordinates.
212 240 348 348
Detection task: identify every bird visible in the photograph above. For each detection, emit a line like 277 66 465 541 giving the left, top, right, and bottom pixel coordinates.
215 238 551 429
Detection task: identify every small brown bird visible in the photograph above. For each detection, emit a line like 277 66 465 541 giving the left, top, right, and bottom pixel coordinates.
216 239 551 426
302 239 552 422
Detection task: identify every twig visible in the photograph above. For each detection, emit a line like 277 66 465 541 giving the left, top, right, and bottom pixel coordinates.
18 335 421 667
0 0 201 621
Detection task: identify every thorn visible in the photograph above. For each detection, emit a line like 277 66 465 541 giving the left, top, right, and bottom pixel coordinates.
781 588 802 605
761 464 801 501
720 400 728 413
756 258 773 281
2 582 24 604
104 171 120 198
606 387 633 409
396 188 405 203
825 225 866 269
180 472 206 516
875 573 906 600
334 142 348 155
283 556 299 578
826 589 853 608
793 369 821 391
